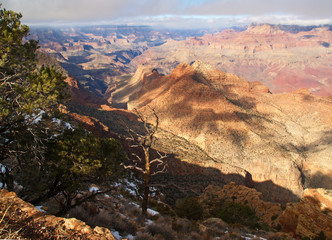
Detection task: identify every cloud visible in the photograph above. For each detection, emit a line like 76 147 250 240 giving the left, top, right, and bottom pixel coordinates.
2 0 332 27
187 0 332 18
3 0 141 22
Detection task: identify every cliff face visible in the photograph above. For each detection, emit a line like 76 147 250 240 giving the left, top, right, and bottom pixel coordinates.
121 61 332 203
0 190 116 240
63 75 137 137
200 183 332 239
200 183 283 228
279 188 332 239
131 24 332 96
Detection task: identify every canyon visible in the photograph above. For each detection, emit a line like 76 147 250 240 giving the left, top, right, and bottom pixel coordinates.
27 23 332 238
31 24 332 97
33 23 332 204
131 24 332 96
109 61 332 204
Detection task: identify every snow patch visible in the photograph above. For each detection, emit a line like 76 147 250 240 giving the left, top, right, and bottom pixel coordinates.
124 179 137 188
145 219 153 225
111 230 134 240
147 208 159 216
0 163 6 173
130 202 140 208
111 230 121 240
65 122 72 129
89 186 99 192
244 234 267 240
52 118 72 129
31 110 45 124
35 205 47 213
0 164 8 189
124 234 134 240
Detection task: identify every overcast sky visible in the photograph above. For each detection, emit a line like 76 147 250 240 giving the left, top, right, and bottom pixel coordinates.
2 0 332 28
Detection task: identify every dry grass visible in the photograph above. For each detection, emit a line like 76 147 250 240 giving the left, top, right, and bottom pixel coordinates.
0 204 22 239
134 232 156 240
69 206 112 229
146 222 177 240
0 202 71 239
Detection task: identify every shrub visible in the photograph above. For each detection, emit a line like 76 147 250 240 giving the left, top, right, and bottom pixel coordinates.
69 206 111 228
154 201 175 216
212 201 260 229
171 218 192 233
314 231 326 240
134 232 155 240
175 197 203 220
146 223 177 240
108 212 137 235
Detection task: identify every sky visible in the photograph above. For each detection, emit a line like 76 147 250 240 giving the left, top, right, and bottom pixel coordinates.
2 0 332 28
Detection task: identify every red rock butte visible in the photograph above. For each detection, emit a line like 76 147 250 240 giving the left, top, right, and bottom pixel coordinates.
131 24 332 97
110 61 332 203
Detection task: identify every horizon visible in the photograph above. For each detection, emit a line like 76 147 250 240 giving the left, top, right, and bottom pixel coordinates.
2 0 332 29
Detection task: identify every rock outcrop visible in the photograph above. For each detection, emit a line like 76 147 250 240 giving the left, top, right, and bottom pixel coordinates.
0 190 116 239
279 188 332 239
63 75 138 137
122 61 332 203
131 24 332 96
200 183 283 228
200 183 332 239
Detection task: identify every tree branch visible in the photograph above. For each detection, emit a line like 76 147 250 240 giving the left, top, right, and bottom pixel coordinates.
151 163 168 176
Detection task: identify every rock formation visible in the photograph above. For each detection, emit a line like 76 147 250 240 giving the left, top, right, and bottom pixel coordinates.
31 25 207 96
0 190 116 239
200 183 332 239
131 24 332 96
116 61 332 203
279 188 332 239
200 183 283 228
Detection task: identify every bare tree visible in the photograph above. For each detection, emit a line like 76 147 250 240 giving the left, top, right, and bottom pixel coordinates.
124 106 167 218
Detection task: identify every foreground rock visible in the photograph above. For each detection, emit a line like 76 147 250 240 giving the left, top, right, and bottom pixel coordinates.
279 188 332 239
200 183 283 228
0 190 116 240
200 183 332 239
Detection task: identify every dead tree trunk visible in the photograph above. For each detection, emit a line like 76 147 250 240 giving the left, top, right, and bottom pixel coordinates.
124 106 167 218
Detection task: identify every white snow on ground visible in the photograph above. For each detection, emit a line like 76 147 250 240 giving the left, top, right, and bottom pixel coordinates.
35 206 47 213
89 186 99 192
111 230 121 240
124 234 134 240
64 122 72 129
147 208 159 216
0 164 8 189
244 234 267 240
130 202 139 208
145 219 153 225
111 230 134 240
52 118 73 129
124 179 136 188
52 118 61 125
113 179 138 196
0 163 6 173
126 188 136 196
129 202 160 216
31 110 45 124
124 179 137 195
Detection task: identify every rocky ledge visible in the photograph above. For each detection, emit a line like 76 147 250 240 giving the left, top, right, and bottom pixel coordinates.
0 190 116 240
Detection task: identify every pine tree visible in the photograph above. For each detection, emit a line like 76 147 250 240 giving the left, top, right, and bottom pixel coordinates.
0 5 67 190
0 5 127 214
